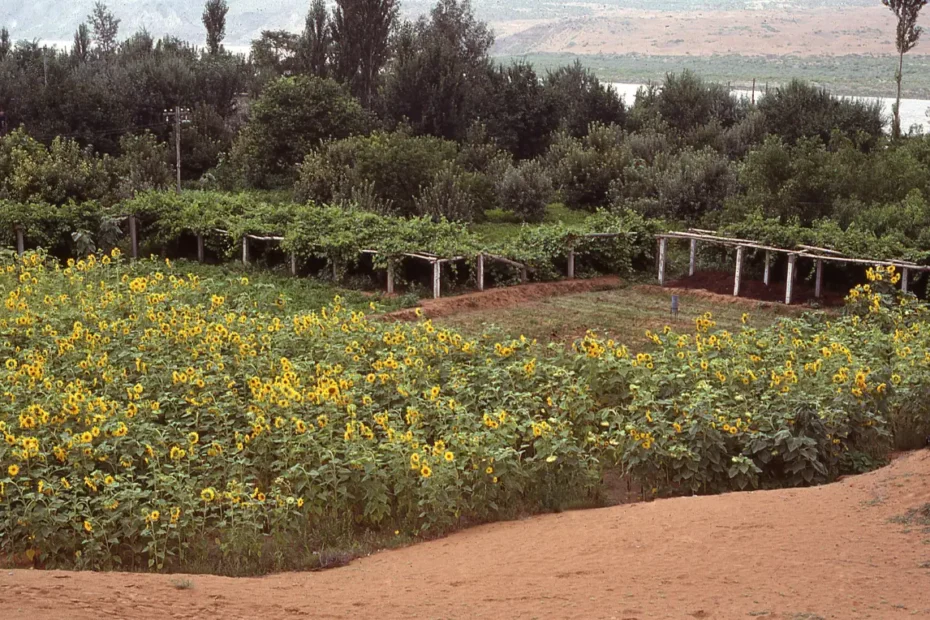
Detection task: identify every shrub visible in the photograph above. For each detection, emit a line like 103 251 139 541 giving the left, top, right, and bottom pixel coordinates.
415 162 479 223
614 146 736 220
230 76 367 188
497 160 553 223
546 125 631 211
294 130 460 217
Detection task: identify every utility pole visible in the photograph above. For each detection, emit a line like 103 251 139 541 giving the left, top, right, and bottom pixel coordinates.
164 106 192 193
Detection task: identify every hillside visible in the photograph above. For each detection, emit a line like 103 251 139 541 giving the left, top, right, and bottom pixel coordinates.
0 0 897 52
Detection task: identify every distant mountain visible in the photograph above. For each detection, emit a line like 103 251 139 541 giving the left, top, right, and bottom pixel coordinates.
1 0 882 51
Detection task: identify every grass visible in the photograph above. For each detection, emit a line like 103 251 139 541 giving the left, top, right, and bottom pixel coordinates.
470 203 592 246
439 283 798 347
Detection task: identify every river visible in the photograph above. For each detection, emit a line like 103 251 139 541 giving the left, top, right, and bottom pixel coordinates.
610 83 929 134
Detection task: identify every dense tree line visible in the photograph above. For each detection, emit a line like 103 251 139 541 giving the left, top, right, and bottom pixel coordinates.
3 0 930 260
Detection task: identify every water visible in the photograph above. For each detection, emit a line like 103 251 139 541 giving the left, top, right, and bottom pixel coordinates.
610 83 929 134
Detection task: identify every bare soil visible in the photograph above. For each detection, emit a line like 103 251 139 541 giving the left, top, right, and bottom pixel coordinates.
4 451 930 619
668 270 846 307
386 275 625 320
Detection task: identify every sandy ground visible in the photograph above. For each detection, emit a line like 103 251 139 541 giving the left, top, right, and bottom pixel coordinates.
494 6 927 57
3 451 930 619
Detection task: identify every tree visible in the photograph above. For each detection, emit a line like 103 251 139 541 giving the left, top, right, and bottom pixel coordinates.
882 0 928 138
297 0 332 77
0 28 10 61
89 2 121 56
544 61 626 138
331 0 398 107
203 0 229 56
229 75 367 187
251 30 300 77
72 24 92 63
380 0 493 140
483 62 558 159
757 79 884 146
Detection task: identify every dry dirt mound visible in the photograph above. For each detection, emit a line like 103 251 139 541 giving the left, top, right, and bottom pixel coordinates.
5 452 930 619
386 276 624 320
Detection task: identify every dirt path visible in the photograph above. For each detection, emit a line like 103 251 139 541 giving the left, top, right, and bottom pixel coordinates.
4 452 930 620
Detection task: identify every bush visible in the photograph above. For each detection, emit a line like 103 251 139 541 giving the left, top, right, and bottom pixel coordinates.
294 130 461 217
614 146 736 220
230 76 367 188
415 162 480 223
758 79 884 146
497 160 553 223
546 124 631 211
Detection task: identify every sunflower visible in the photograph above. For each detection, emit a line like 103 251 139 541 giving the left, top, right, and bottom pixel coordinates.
7 464 19 476
444 451 454 462
83 520 93 532
420 465 432 479
200 487 216 502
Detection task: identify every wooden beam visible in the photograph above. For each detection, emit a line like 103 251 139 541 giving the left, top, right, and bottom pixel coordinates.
786 254 797 305
658 238 668 286
815 259 823 298
432 261 441 299
688 238 697 277
477 254 485 291
15 226 24 256
197 234 205 263
567 248 575 279
129 215 139 259
763 251 771 286
734 246 745 297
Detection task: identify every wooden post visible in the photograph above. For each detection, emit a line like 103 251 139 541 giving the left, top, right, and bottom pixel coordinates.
432 261 441 299
15 226 24 256
763 251 771 286
786 254 797 305
688 238 697 277
902 267 909 293
815 259 823 298
196 234 205 263
290 253 297 277
567 247 575 279
129 215 139 259
477 254 485 291
241 237 249 265
386 261 395 295
332 260 338 281
658 238 668 286
733 246 745 297
521 266 528 283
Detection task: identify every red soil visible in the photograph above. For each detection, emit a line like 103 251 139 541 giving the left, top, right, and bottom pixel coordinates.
4 451 930 619
387 275 625 320
669 270 847 307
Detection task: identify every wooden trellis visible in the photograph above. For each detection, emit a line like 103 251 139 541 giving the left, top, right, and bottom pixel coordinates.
7 218 630 300
656 229 930 304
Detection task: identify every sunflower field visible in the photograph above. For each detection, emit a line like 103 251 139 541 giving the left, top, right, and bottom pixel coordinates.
0 251 927 574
